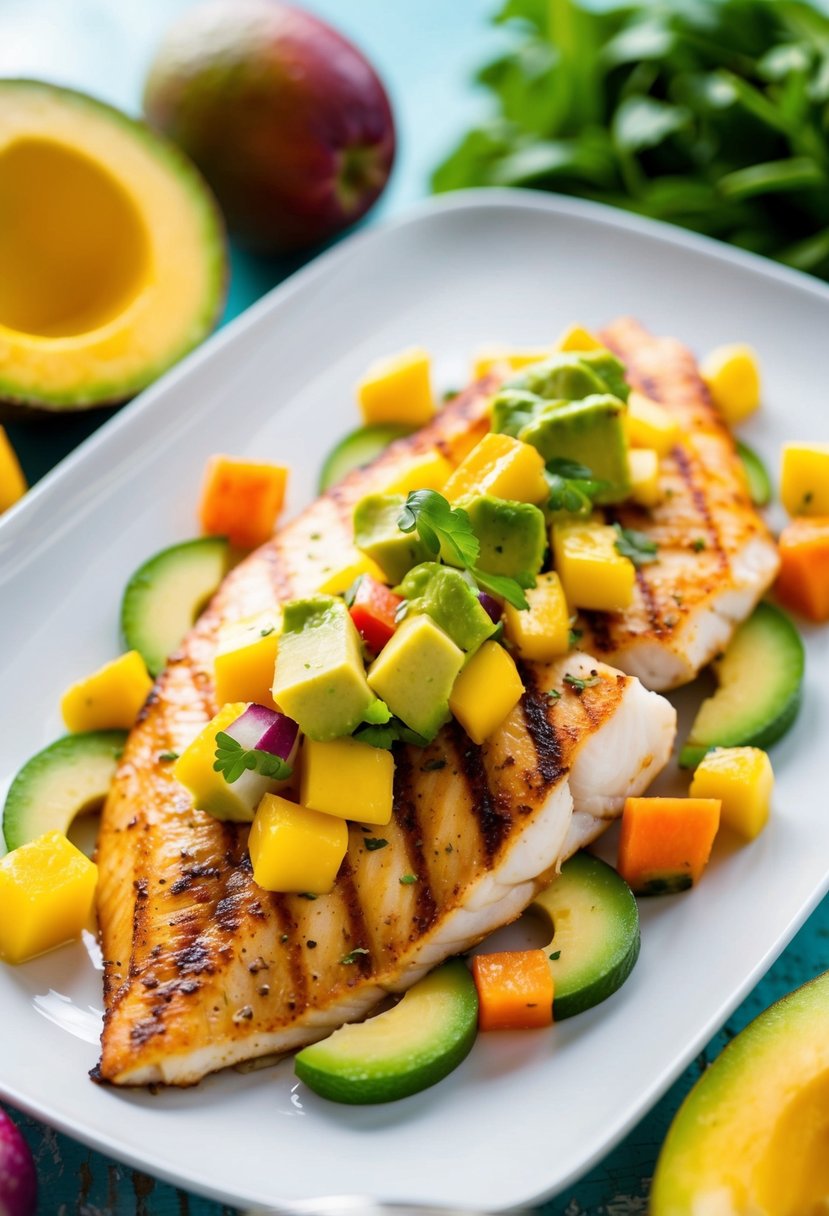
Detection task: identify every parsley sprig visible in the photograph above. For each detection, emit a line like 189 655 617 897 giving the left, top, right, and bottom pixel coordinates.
614 524 658 568
213 732 293 785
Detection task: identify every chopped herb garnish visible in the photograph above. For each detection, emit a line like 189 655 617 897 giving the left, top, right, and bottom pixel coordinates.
213 733 292 784
310 532 321 541
399 873 418 885
397 489 480 568
341 947 371 964
354 719 430 750
568 628 583 648
546 459 608 516
364 837 389 851
692 537 707 552
300 892 318 901
259 626 275 638
472 565 532 611
547 688 562 700
614 524 658 568
158 751 179 762
442 388 461 402
422 758 447 772
563 672 601 692
343 575 364 607
549 950 561 961
394 598 409 624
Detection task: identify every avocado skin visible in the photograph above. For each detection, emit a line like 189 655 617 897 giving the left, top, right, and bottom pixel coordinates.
463 495 547 578
398 563 498 654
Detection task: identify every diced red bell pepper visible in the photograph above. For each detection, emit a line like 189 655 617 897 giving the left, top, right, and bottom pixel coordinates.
350 577 402 654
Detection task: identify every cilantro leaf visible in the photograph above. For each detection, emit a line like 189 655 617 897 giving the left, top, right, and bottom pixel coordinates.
546 460 608 516
472 566 532 610
614 524 658 568
213 732 293 785
547 457 594 480
341 947 371 964
398 490 480 568
353 719 430 750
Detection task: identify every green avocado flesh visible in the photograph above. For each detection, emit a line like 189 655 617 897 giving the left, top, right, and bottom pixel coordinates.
736 440 773 507
353 493 430 584
2 730 126 852
531 851 640 1020
319 425 413 493
398 562 497 654
651 969 829 1216
367 613 464 741
505 350 629 403
121 536 230 677
463 495 547 578
518 394 630 504
680 601 804 768
274 596 374 741
294 960 479 1104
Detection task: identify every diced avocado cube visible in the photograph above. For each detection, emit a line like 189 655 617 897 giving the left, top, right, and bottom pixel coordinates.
520 393 631 504
462 494 547 578
367 614 464 741
273 596 374 741
506 350 629 403
578 350 630 402
353 494 431 584
490 389 551 439
398 563 497 654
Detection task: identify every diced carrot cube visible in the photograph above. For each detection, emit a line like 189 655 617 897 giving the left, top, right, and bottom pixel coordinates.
617 797 721 895
776 517 829 622
471 950 554 1031
199 455 288 550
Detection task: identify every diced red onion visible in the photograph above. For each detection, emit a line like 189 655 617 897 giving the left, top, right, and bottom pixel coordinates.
227 705 299 766
478 592 503 623
0 1108 36 1216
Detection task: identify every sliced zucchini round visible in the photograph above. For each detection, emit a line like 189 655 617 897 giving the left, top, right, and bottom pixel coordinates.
3 730 126 852
736 440 772 507
531 851 640 1021
318 424 414 493
120 536 230 677
294 960 478 1105
680 601 804 769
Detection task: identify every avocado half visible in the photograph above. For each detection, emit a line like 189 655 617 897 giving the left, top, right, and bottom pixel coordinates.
0 80 226 416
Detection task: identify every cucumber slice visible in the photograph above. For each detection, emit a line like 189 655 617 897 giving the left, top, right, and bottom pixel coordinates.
318 424 414 493
121 537 230 677
531 852 640 1021
736 441 772 507
3 731 126 852
294 960 478 1104
680 601 804 769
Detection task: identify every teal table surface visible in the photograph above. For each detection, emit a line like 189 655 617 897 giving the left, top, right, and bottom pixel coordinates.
1 2 827 1213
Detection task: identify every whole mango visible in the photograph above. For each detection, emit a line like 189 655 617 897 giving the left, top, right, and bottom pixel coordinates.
143 0 395 253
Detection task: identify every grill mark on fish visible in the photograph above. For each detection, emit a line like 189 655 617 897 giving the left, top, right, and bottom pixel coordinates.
580 610 613 653
634 566 662 634
393 746 438 932
268 894 309 1015
518 664 567 788
672 446 728 570
448 721 511 859
334 854 374 977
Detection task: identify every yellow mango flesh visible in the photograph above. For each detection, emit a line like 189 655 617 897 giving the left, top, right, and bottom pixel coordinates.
315 551 387 596
443 433 548 504
624 391 679 456
780 443 829 516
0 426 27 512
690 746 773 840
471 346 553 379
553 520 635 612
173 702 254 821
301 737 394 826
357 346 435 427
61 649 152 732
553 324 603 353
214 611 282 709
628 447 661 508
449 641 524 745
504 571 570 661
248 793 348 894
379 449 453 497
0 831 97 963
700 343 761 425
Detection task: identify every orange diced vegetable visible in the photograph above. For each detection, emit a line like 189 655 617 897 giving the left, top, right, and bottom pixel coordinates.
199 455 288 549
471 950 554 1031
776 517 829 622
617 797 721 896
349 576 402 654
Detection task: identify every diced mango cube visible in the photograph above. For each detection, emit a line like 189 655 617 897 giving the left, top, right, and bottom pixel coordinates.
552 520 635 612
315 550 387 596
628 448 661 508
0 426 27 513
471 347 553 380
378 449 453 497
780 444 829 517
174 702 276 822
443 433 548 504
214 611 282 709
357 347 435 427
61 650 153 732
700 343 761 425
624 392 680 456
248 793 348 894
301 737 394 826
449 641 524 745
554 324 603 353
0 831 97 963
199 455 288 549
690 747 773 841
503 572 569 661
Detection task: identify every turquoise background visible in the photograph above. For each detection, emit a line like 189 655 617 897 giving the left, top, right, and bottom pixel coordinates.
1 1 827 1212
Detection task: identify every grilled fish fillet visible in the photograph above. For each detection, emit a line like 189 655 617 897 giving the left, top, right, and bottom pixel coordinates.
587 317 780 689
97 365 677 1086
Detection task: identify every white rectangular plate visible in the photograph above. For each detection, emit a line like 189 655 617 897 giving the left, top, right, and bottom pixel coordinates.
1 191 828 1213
